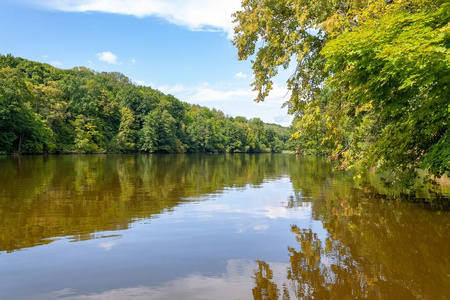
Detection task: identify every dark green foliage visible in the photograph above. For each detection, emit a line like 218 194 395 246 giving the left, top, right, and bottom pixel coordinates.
0 67 54 154
0 54 290 154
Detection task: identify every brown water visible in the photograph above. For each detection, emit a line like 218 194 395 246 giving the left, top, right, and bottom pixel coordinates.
0 154 449 299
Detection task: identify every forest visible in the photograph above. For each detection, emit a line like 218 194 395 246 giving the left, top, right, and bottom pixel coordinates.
0 54 291 155
1 0 449 189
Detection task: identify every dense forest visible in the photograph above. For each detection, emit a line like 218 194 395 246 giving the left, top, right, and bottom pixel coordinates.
233 0 449 187
0 54 291 154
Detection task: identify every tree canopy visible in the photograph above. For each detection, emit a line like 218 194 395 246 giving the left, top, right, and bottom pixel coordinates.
0 54 291 155
233 0 450 186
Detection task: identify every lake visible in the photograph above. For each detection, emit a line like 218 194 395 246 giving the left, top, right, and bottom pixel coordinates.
0 154 449 299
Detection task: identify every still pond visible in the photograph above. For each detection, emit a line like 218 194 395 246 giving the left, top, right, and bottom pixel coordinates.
0 154 449 299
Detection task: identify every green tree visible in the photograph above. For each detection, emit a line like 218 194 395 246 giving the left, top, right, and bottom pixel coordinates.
139 108 178 153
0 68 54 153
322 0 450 182
72 115 102 153
115 107 136 152
139 112 157 153
154 109 178 153
233 0 366 106
187 107 222 152
116 85 149 126
223 119 247 152
233 0 450 185
246 118 268 152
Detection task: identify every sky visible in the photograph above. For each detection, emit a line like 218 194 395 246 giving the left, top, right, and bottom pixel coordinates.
0 0 294 126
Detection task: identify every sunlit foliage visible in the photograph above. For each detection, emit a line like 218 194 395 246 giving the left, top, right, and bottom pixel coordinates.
0 55 291 154
233 0 449 186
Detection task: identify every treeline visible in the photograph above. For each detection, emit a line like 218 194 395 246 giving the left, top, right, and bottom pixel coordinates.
0 54 291 154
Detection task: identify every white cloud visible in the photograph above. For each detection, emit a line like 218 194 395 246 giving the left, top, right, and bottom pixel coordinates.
190 87 253 103
157 82 293 126
131 58 136 65
50 61 63 66
42 55 63 67
31 0 242 38
96 51 118 64
159 83 252 103
162 82 289 105
134 80 147 86
235 72 247 79
132 80 157 87
158 83 188 94
274 115 292 124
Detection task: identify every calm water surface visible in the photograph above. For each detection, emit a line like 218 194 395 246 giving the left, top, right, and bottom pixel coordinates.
0 154 449 299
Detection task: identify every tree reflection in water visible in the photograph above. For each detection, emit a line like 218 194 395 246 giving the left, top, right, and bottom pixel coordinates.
1 154 448 299
252 224 415 300
252 189 449 300
252 261 282 300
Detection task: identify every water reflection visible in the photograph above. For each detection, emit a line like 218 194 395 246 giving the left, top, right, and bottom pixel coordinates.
252 260 284 300
15 259 269 300
0 154 291 252
0 154 449 300
251 191 450 300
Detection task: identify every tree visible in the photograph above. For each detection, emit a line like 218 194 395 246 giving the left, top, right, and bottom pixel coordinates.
116 85 149 126
233 0 450 186
0 68 54 153
233 0 366 107
187 107 221 152
154 109 178 153
139 108 178 153
72 115 102 153
139 112 157 153
322 0 450 182
223 119 247 152
246 118 268 152
115 107 136 152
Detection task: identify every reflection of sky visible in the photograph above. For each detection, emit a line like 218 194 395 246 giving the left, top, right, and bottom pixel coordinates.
21 260 292 300
98 241 118 251
183 177 312 220
0 177 328 300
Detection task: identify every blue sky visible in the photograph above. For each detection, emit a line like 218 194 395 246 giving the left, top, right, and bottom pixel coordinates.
0 0 293 126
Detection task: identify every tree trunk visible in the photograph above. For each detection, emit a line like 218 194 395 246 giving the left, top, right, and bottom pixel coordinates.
17 134 24 154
